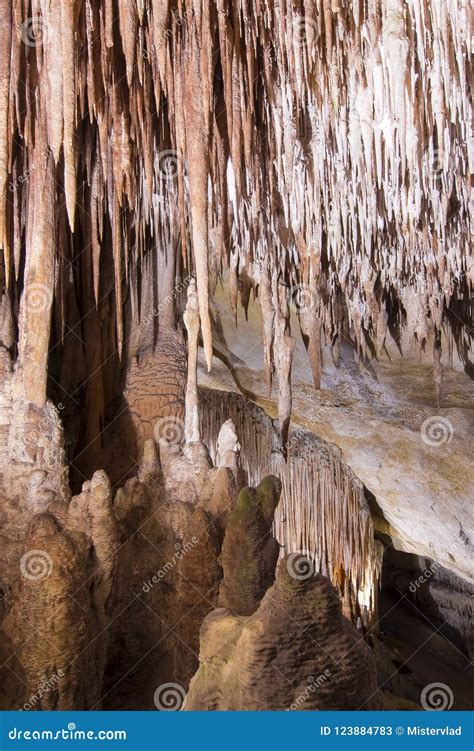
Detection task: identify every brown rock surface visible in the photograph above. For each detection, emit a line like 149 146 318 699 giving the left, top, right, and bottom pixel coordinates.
185 556 382 711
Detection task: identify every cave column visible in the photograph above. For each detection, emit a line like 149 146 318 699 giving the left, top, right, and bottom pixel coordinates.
15 138 56 408
183 279 201 443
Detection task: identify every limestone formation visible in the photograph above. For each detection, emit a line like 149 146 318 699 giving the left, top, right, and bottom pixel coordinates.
4 514 93 709
185 556 382 710
175 508 223 686
216 419 241 471
0 630 26 710
183 279 202 445
0 0 471 716
200 389 382 626
0 0 469 477
219 476 282 616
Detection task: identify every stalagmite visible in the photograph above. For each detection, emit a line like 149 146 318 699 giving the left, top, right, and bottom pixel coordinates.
4 514 91 709
183 279 201 444
273 282 295 452
219 476 282 616
138 438 161 481
215 419 241 471
185 555 383 711
259 263 275 395
200 389 383 626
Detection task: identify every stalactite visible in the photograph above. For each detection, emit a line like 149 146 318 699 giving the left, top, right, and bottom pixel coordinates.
258 261 275 395
184 33 213 371
200 388 381 626
272 276 295 451
215 419 241 471
61 0 77 231
0 0 11 266
0 0 469 419
16 133 55 408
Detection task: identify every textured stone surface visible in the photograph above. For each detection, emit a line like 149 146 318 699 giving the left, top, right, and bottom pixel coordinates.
186 556 382 711
4 514 96 709
219 476 282 616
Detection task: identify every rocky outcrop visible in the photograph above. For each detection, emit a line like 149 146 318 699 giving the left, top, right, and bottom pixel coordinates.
185 555 382 711
219 476 282 616
174 509 223 686
199 285 473 589
0 631 26 710
4 514 96 709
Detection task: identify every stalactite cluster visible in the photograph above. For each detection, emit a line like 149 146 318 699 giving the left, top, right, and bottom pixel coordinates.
200 388 382 626
0 0 471 439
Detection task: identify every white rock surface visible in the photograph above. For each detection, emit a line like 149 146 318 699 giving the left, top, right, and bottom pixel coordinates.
200 284 474 585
